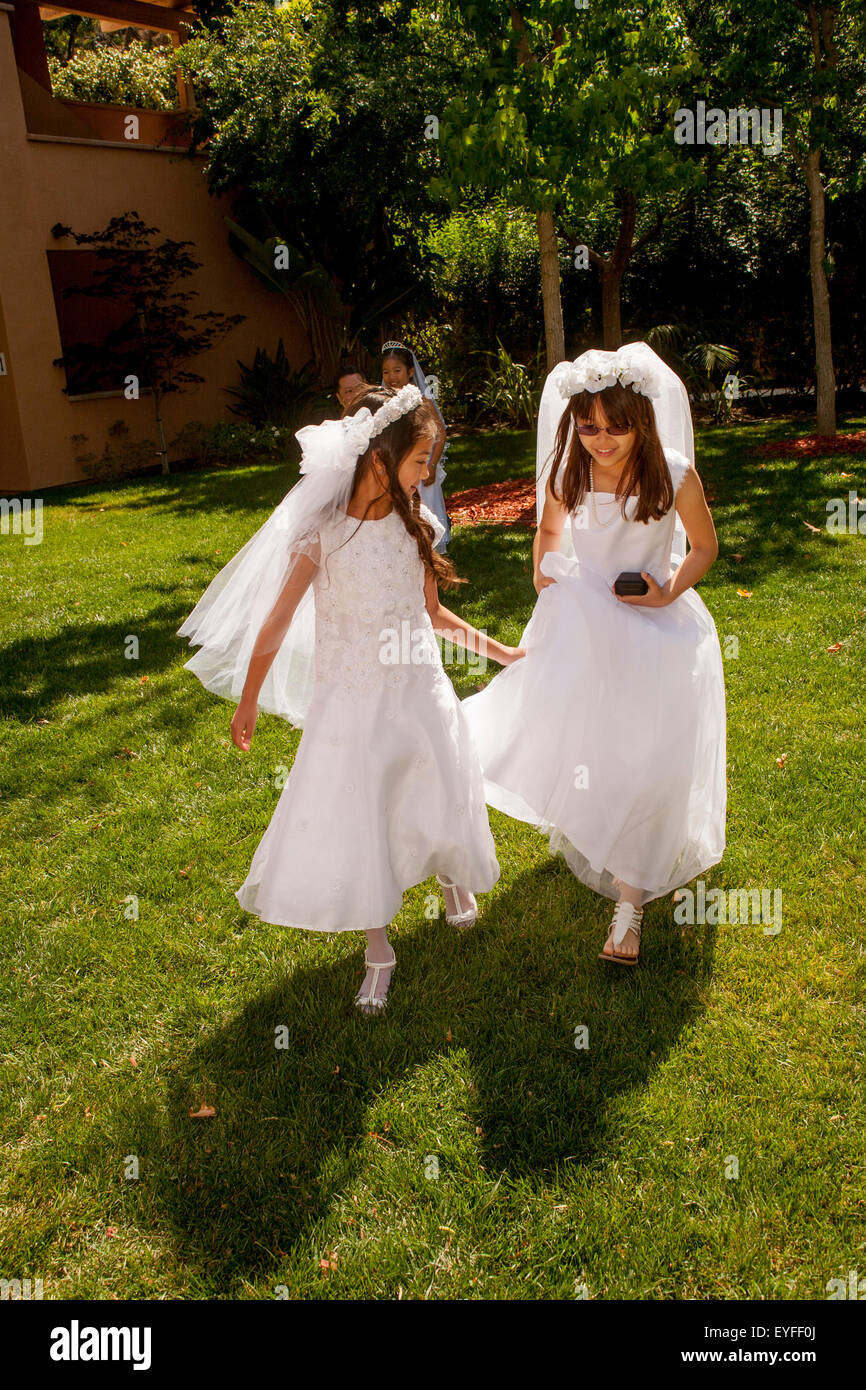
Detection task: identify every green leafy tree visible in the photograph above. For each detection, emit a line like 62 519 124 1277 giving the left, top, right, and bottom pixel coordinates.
435 0 704 365
680 0 866 434
176 0 472 382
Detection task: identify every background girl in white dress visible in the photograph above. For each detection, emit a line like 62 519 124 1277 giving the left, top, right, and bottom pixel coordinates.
382 342 452 550
462 345 726 966
178 384 523 1012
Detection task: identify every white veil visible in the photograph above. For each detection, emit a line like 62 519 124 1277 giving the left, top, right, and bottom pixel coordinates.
383 341 447 468
536 342 693 566
177 386 424 728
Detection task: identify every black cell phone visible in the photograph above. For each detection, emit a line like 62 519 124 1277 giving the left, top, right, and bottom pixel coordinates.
614 571 649 596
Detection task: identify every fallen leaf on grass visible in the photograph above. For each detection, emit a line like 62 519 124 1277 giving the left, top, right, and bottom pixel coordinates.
189 1104 216 1119
803 520 822 533
736 589 753 598
827 642 843 653
776 753 788 768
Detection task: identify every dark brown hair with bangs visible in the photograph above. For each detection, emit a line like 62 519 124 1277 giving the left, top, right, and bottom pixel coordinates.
548 382 674 523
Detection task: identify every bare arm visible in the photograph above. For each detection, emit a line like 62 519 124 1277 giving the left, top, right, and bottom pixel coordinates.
615 467 719 608
532 473 568 592
230 547 319 749
424 570 524 666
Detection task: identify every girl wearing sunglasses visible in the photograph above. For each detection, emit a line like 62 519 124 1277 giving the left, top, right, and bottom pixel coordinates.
462 343 726 966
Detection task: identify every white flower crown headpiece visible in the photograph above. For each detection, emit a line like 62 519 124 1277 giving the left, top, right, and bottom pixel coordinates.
296 383 424 477
556 348 662 401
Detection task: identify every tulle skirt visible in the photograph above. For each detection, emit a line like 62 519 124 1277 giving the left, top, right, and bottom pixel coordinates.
461 551 726 902
237 665 499 932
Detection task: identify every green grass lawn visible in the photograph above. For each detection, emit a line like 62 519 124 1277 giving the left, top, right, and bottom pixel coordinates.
0 417 863 1300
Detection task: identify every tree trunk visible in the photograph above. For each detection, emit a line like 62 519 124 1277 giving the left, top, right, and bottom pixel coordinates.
589 190 636 351
600 267 623 350
537 209 566 370
805 4 836 436
805 155 835 438
153 391 170 475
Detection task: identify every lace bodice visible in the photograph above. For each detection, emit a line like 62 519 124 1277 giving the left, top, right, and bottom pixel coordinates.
312 503 444 698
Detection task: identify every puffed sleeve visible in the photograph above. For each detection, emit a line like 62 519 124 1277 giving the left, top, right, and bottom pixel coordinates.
418 501 447 550
664 447 692 495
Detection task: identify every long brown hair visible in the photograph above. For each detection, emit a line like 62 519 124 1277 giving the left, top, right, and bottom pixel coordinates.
342 387 464 589
548 382 673 523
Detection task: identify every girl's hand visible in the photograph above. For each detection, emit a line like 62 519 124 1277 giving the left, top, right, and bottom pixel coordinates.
613 571 672 608
500 645 526 665
534 572 557 594
231 700 258 750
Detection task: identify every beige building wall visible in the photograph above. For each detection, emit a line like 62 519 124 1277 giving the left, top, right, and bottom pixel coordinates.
0 6 311 493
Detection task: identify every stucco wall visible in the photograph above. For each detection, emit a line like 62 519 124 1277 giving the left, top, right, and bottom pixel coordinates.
0 10 311 492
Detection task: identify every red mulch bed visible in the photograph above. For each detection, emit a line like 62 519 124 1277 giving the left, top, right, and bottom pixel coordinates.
755 430 866 458
446 477 536 527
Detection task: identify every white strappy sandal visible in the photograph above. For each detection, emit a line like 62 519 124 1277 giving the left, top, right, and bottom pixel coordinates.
599 901 643 966
436 874 478 929
354 948 396 1014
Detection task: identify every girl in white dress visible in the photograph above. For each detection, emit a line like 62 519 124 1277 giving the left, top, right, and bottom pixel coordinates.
382 342 452 550
461 345 726 966
178 384 523 1012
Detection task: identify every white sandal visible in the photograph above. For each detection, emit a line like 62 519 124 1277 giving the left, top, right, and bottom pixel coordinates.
599 901 643 966
354 948 396 1014
436 874 478 929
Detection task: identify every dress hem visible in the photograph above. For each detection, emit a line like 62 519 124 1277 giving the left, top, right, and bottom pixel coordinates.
235 860 499 933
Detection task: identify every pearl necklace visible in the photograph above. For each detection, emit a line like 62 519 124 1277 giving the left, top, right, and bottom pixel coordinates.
588 460 622 528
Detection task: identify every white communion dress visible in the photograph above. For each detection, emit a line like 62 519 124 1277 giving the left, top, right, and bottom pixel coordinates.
461 450 726 903
236 503 499 932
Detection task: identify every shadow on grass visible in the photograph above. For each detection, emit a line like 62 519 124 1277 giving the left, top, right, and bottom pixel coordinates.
0 602 200 724
116 860 714 1290
29 459 299 522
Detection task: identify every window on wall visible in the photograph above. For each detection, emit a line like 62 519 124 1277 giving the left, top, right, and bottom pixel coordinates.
48 249 150 398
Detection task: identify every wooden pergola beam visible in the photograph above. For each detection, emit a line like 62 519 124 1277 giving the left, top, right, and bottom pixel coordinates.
37 0 196 34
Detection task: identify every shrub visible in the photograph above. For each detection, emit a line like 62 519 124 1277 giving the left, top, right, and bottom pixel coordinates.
224 342 329 433
70 420 158 482
48 42 179 111
170 419 293 468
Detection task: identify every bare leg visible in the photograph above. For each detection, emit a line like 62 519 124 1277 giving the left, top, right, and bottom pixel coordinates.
355 926 396 1013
